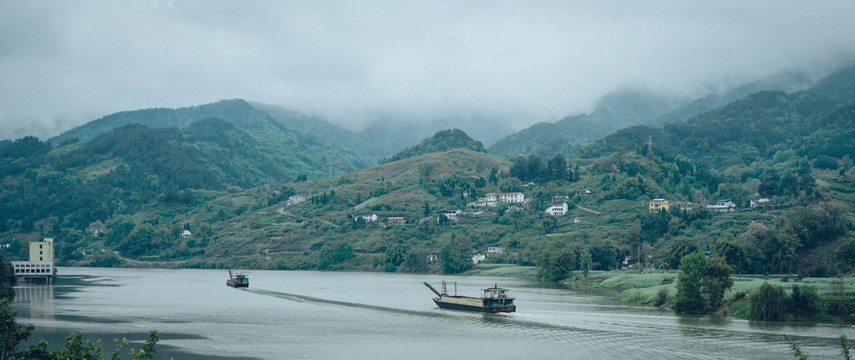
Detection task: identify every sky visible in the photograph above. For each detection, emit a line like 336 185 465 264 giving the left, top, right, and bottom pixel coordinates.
2 1 855 140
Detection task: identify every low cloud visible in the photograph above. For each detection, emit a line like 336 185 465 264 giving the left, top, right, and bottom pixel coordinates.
2 1 854 139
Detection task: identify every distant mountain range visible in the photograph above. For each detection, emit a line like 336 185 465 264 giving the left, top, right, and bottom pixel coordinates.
487 70 822 158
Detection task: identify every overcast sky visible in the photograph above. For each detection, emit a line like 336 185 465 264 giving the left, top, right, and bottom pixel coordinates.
2 1 855 140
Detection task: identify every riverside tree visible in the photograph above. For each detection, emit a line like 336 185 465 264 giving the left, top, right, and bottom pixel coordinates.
674 252 707 314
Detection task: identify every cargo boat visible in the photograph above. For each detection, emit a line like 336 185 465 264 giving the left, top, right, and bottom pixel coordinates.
423 281 516 313
226 269 249 288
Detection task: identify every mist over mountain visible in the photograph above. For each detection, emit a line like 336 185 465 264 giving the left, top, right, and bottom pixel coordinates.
488 67 833 158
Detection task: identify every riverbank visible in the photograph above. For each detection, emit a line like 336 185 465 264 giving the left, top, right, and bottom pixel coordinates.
565 270 855 322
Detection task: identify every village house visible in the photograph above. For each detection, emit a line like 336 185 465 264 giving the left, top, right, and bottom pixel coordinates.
750 198 773 210
467 198 493 207
487 242 504 255
440 209 463 221
287 195 307 206
472 251 486 264
181 230 192 238
88 221 106 237
545 202 569 216
485 192 526 204
706 199 737 213
386 216 407 225
356 213 378 222
649 198 669 213
574 189 593 196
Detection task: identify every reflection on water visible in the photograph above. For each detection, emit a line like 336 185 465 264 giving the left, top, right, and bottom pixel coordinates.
10 267 855 360
13 283 55 320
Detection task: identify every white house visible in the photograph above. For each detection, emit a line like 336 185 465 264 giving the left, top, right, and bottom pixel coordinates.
181 230 192 238
357 214 378 222
472 252 486 264
440 209 463 221
467 198 493 207
484 192 525 204
487 242 504 254
387 216 407 225
750 198 772 209
706 199 737 213
287 195 307 206
545 202 569 216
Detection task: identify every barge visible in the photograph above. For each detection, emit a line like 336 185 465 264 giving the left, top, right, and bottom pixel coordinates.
226 269 249 288
424 281 516 313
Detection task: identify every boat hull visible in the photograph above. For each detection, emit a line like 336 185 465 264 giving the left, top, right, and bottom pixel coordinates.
226 280 249 288
433 298 516 313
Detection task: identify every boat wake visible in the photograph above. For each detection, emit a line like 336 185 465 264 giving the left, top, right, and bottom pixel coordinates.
247 288 442 319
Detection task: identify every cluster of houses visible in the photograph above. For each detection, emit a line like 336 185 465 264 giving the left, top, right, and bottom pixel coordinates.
647 197 773 214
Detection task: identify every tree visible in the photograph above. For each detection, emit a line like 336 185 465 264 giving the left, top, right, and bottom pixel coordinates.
675 252 707 314
537 243 576 282
579 250 592 280
704 256 734 311
836 239 855 271
384 243 408 272
749 282 786 321
547 154 568 182
1 298 34 360
440 237 472 274
664 236 698 269
54 332 105 360
711 237 748 274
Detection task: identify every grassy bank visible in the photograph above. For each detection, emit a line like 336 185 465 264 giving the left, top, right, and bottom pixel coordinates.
567 270 855 321
465 263 539 277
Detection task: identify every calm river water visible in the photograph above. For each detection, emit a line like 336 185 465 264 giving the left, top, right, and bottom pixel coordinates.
10 267 855 359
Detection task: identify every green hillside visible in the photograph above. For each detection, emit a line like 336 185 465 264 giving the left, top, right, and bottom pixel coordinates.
385 128 487 163
488 70 818 158
48 99 368 179
1 65 854 292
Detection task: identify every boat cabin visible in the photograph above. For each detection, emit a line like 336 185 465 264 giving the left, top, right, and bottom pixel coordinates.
482 285 514 307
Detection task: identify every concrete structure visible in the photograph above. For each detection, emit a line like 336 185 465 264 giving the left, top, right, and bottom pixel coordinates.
472 252 486 264
387 216 407 225
485 192 525 204
750 198 773 210
546 202 569 216
707 199 737 213
356 214 378 222
487 243 504 255
287 195 307 206
11 238 55 283
440 210 463 221
649 198 669 213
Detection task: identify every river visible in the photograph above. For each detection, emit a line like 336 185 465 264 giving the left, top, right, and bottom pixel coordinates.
10 267 855 359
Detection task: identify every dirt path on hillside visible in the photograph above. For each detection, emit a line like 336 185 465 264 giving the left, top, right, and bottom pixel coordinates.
576 205 603 215
278 207 340 228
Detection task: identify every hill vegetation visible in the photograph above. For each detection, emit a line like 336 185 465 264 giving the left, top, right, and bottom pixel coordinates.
1 65 854 323
385 128 487 163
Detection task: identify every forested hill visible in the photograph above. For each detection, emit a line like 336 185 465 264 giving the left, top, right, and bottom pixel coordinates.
488 70 818 158
0 117 365 235
488 89 678 158
48 99 368 179
385 128 486 163
581 64 855 170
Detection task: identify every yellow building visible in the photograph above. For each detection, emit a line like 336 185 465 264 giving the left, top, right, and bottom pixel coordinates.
649 198 669 213
29 238 54 262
